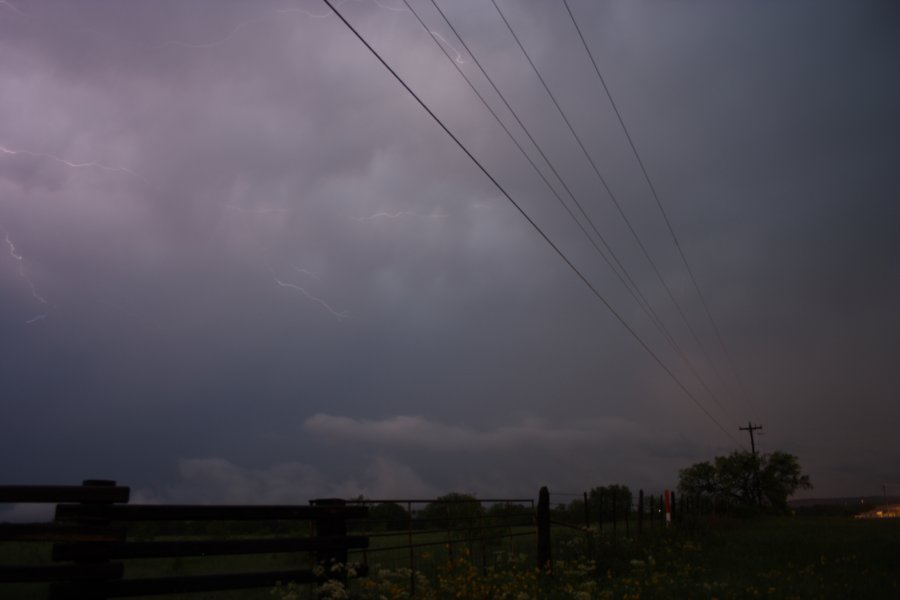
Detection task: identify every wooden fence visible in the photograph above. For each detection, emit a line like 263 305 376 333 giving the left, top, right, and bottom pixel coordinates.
0 480 368 599
2 481 702 598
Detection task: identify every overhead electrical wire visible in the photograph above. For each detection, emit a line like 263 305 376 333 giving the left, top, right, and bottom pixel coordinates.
419 0 739 426
406 2 682 373
561 0 757 416
486 0 741 423
399 0 643 304
320 0 743 447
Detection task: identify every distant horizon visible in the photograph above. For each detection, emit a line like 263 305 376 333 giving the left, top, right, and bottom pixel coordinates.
3 488 898 526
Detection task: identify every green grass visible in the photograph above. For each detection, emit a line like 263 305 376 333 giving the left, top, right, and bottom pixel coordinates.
329 517 900 599
350 525 537 577
669 516 900 599
4 517 899 599
557 516 900 599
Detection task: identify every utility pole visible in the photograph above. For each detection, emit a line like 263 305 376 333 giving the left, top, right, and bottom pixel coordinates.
739 421 763 456
739 422 764 507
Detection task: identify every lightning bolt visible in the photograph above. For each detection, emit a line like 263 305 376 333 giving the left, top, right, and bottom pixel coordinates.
294 267 321 281
371 0 406 12
429 31 466 65
0 1 25 16
162 13 272 49
4 231 22 261
4 231 50 307
274 275 350 321
25 314 47 325
0 145 148 184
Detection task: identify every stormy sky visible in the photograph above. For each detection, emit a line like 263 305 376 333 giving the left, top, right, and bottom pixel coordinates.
1 0 898 508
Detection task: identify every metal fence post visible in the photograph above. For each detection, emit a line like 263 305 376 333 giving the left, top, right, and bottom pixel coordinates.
638 490 644 536
406 501 415 596
583 492 590 529
536 487 551 573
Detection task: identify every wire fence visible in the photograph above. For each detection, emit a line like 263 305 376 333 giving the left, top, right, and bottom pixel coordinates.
339 487 697 595
343 497 536 595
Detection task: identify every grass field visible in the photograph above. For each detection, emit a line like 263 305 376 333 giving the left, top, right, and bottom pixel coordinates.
689 516 900 599
343 516 900 599
546 516 900 599
3 516 899 599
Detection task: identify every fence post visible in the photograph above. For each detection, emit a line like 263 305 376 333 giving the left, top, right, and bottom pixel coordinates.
671 492 677 524
612 493 617 538
637 490 644 536
312 498 349 568
596 490 602 532
583 492 590 529
446 503 454 562
479 509 487 576
361 502 369 570
52 479 121 600
663 491 671 527
406 501 416 596
536 487 551 573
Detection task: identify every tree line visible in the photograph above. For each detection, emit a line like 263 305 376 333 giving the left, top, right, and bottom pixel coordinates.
362 449 811 535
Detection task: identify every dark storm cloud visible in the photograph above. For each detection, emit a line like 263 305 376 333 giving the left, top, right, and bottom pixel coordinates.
1 0 897 504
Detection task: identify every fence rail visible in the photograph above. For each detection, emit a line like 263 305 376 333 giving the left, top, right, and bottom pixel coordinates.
0 485 130 505
0 481 367 599
3 481 699 598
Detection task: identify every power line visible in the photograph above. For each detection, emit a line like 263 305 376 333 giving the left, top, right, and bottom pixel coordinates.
562 0 757 417
401 0 645 313
422 0 744 429
487 0 740 424
417 1 647 319
413 0 736 425
320 0 743 447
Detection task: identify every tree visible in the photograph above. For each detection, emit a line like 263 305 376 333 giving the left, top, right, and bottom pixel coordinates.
551 498 587 526
417 493 484 540
757 451 812 511
587 484 633 522
678 450 811 513
368 502 409 531
486 501 532 527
